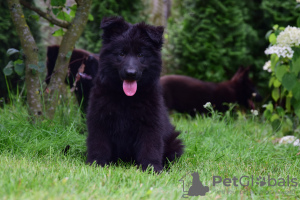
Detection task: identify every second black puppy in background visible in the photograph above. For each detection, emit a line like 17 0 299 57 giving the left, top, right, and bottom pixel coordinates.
161 67 262 116
46 45 99 113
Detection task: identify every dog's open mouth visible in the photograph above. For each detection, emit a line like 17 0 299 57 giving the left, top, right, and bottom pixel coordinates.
123 80 137 96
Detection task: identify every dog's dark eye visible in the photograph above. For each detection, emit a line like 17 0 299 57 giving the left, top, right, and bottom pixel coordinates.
137 53 144 58
119 52 125 57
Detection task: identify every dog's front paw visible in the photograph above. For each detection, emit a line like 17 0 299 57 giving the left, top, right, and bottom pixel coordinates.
142 164 163 173
153 165 163 173
86 158 108 167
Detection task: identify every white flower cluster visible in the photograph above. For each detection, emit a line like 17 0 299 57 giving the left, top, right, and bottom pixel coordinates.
262 60 272 72
277 26 300 47
279 135 300 147
264 46 294 58
251 109 258 116
264 26 300 59
297 0 300 3
203 102 212 109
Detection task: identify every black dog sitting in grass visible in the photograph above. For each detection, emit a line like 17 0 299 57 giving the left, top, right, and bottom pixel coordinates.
86 17 184 172
161 67 262 116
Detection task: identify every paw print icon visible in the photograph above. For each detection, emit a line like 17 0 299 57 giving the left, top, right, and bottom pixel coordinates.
256 176 266 186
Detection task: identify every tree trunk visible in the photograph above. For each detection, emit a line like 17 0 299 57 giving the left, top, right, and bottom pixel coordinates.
45 0 92 119
7 0 43 121
147 0 165 26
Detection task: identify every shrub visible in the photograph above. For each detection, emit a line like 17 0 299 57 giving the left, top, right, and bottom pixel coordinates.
163 0 259 82
263 25 300 134
163 0 298 95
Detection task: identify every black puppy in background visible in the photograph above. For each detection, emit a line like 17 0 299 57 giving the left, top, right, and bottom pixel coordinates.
46 45 99 113
161 67 262 116
86 17 184 172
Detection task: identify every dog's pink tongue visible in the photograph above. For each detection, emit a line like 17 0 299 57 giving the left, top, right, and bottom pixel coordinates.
123 80 137 96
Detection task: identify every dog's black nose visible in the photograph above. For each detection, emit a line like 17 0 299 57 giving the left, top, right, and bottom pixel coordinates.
125 69 137 79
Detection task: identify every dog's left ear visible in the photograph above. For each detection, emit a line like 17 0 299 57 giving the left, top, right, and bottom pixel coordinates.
145 25 164 47
138 23 164 49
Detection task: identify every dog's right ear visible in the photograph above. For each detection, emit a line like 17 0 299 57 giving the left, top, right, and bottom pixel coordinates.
100 16 129 43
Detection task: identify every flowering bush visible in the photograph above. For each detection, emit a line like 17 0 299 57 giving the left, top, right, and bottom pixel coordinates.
265 45 294 59
263 23 300 132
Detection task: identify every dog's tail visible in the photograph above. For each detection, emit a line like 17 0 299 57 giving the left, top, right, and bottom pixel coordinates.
163 130 184 166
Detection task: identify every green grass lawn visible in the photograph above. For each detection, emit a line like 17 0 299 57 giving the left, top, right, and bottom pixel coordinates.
0 102 299 199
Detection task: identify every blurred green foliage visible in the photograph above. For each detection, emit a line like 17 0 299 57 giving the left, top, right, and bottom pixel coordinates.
1 0 299 104
163 0 298 96
0 0 145 100
77 0 146 53
0 1 41 100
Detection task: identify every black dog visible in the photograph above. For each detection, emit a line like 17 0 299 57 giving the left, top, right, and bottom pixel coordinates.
161 67 262 115
86 17 184 172
46 45 99 113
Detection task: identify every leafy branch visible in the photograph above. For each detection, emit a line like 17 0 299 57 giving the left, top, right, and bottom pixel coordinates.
44 0 92 119
20 0 70 29
6 0 92 120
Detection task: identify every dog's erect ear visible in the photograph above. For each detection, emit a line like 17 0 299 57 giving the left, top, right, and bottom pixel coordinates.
100 16 129 42
243 66 250 75
240 66 250 79
138 23 164 49
232 66 251 82
231 67 244 81
145 25 164 46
